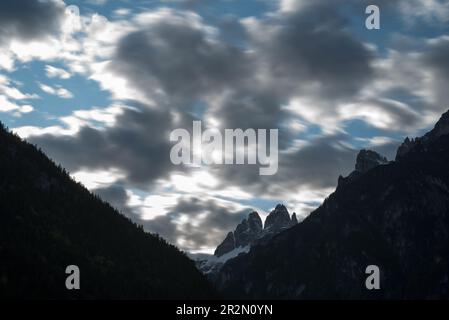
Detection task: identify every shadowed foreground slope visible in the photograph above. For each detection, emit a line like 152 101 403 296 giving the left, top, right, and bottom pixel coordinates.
0 123 215 299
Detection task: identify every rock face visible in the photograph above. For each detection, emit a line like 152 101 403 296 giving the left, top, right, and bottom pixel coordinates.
430 110 449 139
214 207 297 258
355 150 388 173
264 204 292 233
216 109 449 299
396 137 416 160
197 207 298 280
234 211 263 248
214 232 235 257
396 110 449 161
291 212 298 224
338 149 388 187
248 211 263 233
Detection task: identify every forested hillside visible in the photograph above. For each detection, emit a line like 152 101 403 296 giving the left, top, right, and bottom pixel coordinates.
0 123 215 299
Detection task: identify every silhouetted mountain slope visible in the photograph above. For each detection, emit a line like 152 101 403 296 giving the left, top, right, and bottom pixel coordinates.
217 110 449 299
0 123 215 299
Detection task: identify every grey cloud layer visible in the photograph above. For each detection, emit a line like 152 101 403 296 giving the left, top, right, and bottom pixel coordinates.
12 0 449 250
146 197 249 250
94 185 250 250
249 5 374 100
113 20 252 106
0 0 65 45
30 104 181 187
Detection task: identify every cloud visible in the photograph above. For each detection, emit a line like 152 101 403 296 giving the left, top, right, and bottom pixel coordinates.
93 184 253 252
45 65 72 79
94 184 133 217
141 196 251 252
111 9 252 106
28 103 184 188
421 36 449 106
399 0 449 24
0 74 39 100
338 98 422 131
71 168 126 190
0 0 65 45
6 1 449 253
244 6 374 100
213 134 358 200
86 0 109 6
0 74 36 114
13 104 126 138
0 94 34 114
38 82 74 99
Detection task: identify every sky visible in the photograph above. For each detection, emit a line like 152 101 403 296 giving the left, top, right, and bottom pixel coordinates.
1 0 449 253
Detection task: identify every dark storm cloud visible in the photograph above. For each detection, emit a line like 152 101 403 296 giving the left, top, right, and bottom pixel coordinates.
248 4 375 100
109 2 377 132
172 197 248 230
213 132 401 198
422 38 449 103
31 2 383 196
90 191 252 250
30 103 185 188
0 0 65 44
422 38 449 81
112 19 252 106
277 137 357 189
215 89 286 131
142 196 249 250
214 134 358 195
94 184 131 215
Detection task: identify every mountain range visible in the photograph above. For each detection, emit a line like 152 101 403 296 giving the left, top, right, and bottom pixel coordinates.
191 205 298 279
213 110 449 299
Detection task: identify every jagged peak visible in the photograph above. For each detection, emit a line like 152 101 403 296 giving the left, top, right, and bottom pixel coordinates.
355 149 388 173
396 109 449 161
214 231 235 257
275 203 287 211
428 109 449 139
291 212 298 225
248 211 261 221
438 109 449 121
338 149 388 188
214 205 296 257
264 204 291 230
247 211 263 231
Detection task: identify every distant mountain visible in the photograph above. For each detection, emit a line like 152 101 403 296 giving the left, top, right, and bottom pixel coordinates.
216 206 298 258
216 110 449 299
193 206 297 279
0 123 215 299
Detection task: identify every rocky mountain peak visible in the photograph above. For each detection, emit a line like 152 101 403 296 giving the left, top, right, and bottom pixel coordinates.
396 109 449 161
213 205 296 258
214 231 235 257
264 204 292 232
214 211 263 257
291 212 298 225
355 149 388 173
248 211 263 232
338 149 388 188
396 137 416 160
430 109 449 139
